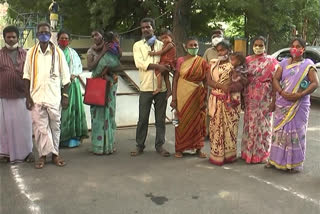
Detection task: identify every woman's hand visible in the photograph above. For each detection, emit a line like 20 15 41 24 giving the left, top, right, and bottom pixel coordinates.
70 74 77 81
281 91 303 102
268 101 276 112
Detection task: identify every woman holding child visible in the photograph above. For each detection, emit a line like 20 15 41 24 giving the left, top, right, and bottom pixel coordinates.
87 30 121 155
207 40 246 166
266 38 319 172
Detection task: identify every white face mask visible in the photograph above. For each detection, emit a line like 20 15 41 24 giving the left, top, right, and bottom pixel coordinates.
212 37 223 47
218 54 229 61
5 43 18 50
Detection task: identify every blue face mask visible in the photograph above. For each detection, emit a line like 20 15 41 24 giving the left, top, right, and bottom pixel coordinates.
38 34 51 43
147 35 156 46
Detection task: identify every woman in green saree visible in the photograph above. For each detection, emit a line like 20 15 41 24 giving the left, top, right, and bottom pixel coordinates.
87 30 121 155
58 30 88 147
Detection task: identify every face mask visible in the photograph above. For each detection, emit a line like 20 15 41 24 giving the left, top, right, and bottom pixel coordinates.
58 40 69 48
5 43 18 50
187 48 199 56
38 34 51 43
147 35 156 46
253 46 265 55
212 37 223 47
290 48 303 58
218 54 229 61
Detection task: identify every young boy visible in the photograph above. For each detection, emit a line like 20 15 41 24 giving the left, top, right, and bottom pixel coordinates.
149 30 176 98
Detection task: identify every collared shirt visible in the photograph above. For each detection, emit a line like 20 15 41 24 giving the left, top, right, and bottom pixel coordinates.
203 47 218 62
23 43 70 106
0 47 27 99
133 38 166 92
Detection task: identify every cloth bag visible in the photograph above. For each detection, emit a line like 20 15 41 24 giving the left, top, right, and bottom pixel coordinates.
83 77 108 106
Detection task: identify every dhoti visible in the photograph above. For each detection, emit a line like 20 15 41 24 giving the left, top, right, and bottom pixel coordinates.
0 98 33 162
31 103 61 157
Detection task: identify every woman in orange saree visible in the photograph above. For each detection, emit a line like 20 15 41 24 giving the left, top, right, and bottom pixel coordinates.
171 38 208 158
207 40 242 165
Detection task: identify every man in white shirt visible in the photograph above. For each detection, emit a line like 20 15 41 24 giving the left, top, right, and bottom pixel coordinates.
131 18 170 157
23 23 70 169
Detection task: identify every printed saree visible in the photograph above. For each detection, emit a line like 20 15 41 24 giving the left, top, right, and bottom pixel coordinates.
269 58 314 170
208 60 240 165
175 56 208 152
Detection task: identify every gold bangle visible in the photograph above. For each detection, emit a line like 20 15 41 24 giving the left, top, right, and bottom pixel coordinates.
62 93 69 98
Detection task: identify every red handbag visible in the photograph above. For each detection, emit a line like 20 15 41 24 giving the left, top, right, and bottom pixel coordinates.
84 77 108 106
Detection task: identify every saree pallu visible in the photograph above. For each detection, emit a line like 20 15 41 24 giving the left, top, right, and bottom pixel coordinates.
241 54 278 163
208 61 240 165
175 56 208 152
60 47 88 147
90 52 119 154
269 59 314 170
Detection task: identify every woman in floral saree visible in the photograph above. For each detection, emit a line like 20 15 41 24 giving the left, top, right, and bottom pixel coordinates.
207 40 242 165
241 36 278 164
171 38 208 158
266 38 319 172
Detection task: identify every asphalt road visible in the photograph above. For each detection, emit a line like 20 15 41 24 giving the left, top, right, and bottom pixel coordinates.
1 102 320 214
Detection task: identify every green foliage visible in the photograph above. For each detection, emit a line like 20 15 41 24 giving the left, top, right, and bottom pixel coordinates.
3 0 320 53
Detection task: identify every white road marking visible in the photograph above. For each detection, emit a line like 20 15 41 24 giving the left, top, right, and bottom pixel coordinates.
248 175 320 206
10 165 41 214
195 164 215 170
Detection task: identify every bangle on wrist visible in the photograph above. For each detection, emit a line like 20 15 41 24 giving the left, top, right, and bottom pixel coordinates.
62 93 69 98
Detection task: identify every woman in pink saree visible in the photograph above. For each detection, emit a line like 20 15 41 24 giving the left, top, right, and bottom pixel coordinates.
266 38 319 172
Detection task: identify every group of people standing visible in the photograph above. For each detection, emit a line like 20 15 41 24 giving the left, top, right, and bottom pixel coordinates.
130 17 319 173
0 17 318 173
0 24 88 168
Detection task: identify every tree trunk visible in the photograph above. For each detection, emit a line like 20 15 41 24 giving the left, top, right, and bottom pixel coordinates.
173 0 193 57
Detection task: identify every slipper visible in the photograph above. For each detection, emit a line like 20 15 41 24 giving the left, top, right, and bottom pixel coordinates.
156 147 170 157
175 152 183 158
52 156 66 167
35 156 46 169
264 162 274 169
130 148 144 156
196 151 207 158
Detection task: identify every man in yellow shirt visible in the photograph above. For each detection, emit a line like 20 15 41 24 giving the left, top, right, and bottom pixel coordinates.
131 17 170 157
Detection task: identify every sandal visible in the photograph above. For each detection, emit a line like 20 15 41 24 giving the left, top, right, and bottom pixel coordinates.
196 150 207 158
130 148 144 156
52 155 66 167
175 152 183 158
35 156 46 169
264 162 274 169
156 147 170 157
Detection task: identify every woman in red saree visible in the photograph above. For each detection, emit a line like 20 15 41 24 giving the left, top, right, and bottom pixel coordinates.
171 38 208 158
